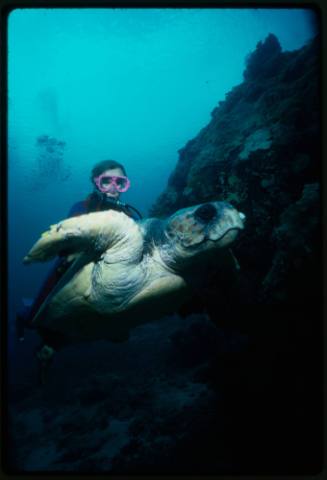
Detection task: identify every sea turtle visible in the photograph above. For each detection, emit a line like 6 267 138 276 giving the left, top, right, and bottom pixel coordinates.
24 201 245 349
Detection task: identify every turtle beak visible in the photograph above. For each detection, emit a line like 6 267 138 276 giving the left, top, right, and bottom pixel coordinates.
239 212 246 222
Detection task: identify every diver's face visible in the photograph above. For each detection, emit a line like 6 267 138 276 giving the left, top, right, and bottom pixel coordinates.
97 168 125 200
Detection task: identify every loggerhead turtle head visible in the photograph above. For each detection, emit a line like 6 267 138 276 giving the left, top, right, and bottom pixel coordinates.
164 201 245 258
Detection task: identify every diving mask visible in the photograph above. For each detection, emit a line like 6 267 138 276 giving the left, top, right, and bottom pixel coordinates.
94 173 131 193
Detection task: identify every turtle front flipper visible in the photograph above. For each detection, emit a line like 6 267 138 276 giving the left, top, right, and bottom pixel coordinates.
23 210 138 264
29 252 94 326
23 222 85 264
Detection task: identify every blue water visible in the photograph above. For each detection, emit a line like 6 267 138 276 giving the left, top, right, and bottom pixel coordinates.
7 8 316 351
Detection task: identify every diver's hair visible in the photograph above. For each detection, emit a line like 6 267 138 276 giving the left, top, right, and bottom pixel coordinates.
91 159 127 182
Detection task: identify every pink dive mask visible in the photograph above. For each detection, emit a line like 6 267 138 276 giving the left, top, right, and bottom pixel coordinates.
94 173 131 193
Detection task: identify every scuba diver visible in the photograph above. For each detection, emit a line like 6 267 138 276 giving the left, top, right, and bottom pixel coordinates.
16 159 142 383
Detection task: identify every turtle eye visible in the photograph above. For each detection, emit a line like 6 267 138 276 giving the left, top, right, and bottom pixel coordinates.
194 204 216 223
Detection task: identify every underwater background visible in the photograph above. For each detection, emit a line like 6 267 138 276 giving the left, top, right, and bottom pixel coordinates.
6 8 322 474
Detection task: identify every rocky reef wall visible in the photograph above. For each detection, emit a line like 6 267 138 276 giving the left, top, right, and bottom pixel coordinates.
150 33 322 472
151 33 321 309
